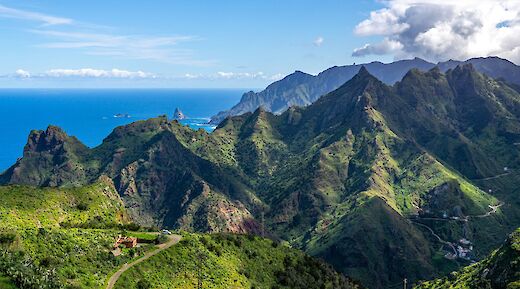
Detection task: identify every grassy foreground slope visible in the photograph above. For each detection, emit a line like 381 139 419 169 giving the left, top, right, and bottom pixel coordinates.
0 179 144 289
415 228 520 289
0 177 128 228
114 233 363 289
0 180 360 289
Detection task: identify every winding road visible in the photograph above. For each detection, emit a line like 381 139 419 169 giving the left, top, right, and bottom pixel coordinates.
471 203 503 218
106 234 182 289
472 172 511 181
412 221 458 256
410 202 503 259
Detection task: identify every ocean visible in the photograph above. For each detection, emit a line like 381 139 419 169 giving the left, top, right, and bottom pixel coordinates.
0 89 245 172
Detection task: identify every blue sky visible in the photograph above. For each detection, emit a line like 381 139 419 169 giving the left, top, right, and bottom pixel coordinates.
0 0 390 88
1 1 519 88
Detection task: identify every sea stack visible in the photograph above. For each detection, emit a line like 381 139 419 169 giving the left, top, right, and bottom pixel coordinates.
173 108 186 120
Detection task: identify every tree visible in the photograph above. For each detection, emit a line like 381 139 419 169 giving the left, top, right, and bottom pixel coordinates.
136 279 151 289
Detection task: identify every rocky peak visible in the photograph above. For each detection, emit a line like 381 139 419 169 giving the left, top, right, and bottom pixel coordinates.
24 125 70 154
427 66 442 76
263 70 314 93
173 108 186 120
451 63 478 77
351 66 380 86
447 64 482 93
348 66 384 96
244 106 272 131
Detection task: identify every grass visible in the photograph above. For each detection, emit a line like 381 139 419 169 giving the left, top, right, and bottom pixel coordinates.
1 228 136 289
0 181 128 229
0 275 17 289
114 233 362 289
128 231 159 241
0 182 154 289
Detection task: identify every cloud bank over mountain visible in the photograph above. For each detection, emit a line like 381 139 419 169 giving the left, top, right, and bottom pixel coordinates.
353 0 520 64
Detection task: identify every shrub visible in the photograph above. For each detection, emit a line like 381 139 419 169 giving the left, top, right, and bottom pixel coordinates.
122 223 141 231
272 240 280 248
136 279 151 289
155 234 169 244
77 202 88 211
0 233 16 244
40 256 57 267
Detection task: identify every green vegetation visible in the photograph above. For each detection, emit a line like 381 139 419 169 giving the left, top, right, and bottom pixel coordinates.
0 181 147 289
2 65 520 288
114 233 362 289
0 228 137 289
0 178 356 289
415 228 520 289
0 180 128 229
0 275 17 289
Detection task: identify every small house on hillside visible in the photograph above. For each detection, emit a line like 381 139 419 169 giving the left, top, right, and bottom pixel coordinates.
113 236 138 249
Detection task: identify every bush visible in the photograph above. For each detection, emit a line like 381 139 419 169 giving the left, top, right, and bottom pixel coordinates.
0 251 62 289
0 233 16 244
122 223 141 231
271 240 280 248
40 256 57 267
136 279 151 289
155 234 169 244
77 202 88 211
38 227 49 237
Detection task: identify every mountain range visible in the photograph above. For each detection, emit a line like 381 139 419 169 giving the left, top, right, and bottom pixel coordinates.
2 64 520 288
210 56 520 124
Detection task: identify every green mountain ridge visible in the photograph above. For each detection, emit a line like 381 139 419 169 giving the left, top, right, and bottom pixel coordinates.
2 64 519 288
210 56 520 124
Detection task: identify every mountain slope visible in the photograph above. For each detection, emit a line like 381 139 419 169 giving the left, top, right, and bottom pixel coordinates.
113 233 364 289
0 177 129 229
0 178 138 289
211 56 520 124
2 65 520 288
210 58 435 123
415 228 520 289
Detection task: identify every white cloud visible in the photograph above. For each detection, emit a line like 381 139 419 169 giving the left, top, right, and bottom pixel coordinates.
0 4 72 25
183 73 201 79
8 69 284 82
313 36 324 47
45 68 155 78
352 38 404 57
179 71 283 81
269 73 284 81
216 71 285 80
0 4 210 66
13 68 155 79
355 8 409 36
31 30 208 65
352 0 520 63
15 69 31 78
216 71 267 79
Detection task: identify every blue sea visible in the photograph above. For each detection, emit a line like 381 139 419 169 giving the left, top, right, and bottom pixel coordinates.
0 89 245 172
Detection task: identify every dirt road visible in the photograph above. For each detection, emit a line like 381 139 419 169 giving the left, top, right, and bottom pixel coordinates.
106 234 182 289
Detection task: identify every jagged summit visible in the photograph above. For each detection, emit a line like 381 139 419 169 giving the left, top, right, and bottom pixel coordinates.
173 107 186 120
25 125 71 152
450 62 478 75
427 65 442 74
356 66 370 77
